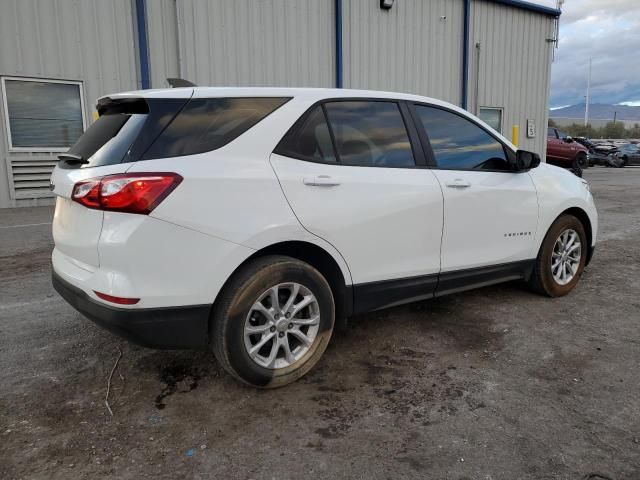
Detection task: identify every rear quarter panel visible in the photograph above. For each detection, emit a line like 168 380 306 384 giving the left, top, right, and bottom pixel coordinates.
126 97 353 294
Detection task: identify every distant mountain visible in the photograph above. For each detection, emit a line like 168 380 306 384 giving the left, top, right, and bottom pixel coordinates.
550 103 640 121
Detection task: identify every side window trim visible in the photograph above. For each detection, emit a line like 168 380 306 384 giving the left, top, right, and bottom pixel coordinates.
274 97 428 169
321 103 341 163
410 101 516 173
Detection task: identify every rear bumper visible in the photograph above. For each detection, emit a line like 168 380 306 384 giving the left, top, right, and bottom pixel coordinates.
52 271 210 349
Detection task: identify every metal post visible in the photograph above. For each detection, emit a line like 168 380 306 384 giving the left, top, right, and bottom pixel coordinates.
135 0 151 89
584 57 591 126
335 0 343 88
461 0 471 110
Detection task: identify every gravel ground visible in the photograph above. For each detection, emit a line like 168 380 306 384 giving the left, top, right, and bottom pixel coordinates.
1 167 639 480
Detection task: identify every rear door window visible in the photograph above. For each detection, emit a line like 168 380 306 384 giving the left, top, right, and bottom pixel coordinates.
142 97 290 159
323 101 415 168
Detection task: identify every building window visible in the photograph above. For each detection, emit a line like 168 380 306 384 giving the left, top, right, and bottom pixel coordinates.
478 107 503 133
1 77 86 151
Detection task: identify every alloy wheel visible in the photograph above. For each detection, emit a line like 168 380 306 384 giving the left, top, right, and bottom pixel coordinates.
551 229 582 286
243 283 320 369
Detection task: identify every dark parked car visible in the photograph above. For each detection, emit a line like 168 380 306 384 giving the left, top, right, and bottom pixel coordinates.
615 143 640 166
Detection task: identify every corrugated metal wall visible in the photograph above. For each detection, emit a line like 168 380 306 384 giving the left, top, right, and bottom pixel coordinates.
146 0 180 89
343 0 464 105
0 0 139 207
175 0 335 88
468 0 555 154
0 0 556 208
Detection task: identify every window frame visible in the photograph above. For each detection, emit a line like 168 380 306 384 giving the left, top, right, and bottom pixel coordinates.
478 106 503 134
408 102 517 173
273 98 427 169
1 76 88 152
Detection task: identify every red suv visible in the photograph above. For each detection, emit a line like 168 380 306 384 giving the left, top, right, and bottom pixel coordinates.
547 127 589 171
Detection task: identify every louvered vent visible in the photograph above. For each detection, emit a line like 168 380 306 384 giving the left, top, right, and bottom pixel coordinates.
9 155 58 199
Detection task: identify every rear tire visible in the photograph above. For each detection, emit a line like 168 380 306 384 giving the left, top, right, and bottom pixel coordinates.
211 255 335 388
528 215 587 297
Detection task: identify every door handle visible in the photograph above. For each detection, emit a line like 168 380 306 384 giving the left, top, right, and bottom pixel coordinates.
303 175 341 187
445 179 471 189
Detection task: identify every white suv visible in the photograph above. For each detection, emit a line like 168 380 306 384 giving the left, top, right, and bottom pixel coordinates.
51 88 597 387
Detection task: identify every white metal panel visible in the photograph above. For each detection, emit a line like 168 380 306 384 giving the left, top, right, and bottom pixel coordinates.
343 0 464 105
146 0 180 88
0 0 139 207
176 0 335 88
468 0 555 157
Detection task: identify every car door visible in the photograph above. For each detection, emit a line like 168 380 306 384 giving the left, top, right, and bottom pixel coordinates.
411 103 538 287
546 127 562 161
270 100 444 311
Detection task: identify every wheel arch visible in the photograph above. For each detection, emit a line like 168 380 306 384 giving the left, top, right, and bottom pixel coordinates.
211 240 353 331
557 206 595 265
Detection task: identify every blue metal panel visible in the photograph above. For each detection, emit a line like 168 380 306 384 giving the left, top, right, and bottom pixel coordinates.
135 0 151 89
461 0 470 110
335 0 343 88
488 0 561 17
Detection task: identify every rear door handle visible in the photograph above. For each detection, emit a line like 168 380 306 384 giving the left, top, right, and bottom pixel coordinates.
303 175 341 187
445 178 471 189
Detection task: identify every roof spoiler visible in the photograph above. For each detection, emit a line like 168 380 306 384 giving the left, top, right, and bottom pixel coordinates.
167 78 197 88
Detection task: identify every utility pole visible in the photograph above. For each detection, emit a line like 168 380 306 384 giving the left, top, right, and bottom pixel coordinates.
584 57 592 126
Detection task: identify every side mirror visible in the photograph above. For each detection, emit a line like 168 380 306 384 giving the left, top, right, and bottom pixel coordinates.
564 136 574 143
514 150 541 171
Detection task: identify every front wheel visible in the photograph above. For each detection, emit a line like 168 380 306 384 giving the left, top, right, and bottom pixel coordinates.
211 255 335 388
574 152 588 169
528 215 587 297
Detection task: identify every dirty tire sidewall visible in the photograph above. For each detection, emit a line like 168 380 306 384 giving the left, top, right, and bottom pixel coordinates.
534 215 587 297
211 256 334 388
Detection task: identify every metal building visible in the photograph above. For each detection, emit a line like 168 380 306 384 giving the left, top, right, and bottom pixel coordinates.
0 0 560 209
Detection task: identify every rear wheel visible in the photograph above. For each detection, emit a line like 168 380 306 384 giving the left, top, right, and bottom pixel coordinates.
211 255 335 388
528 215 587 297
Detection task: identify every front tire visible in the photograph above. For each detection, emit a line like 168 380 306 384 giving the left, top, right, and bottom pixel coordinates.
528 215 587 297
574 152 588 169
211 255 335 388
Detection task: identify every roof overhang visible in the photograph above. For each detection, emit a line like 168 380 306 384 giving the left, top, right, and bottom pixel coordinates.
488 0 561 18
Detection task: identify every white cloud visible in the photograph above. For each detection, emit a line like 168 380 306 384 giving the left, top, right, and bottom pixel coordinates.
548 0 640 106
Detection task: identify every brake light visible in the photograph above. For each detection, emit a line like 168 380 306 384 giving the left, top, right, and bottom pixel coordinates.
72 173 182 214
94 291 140 305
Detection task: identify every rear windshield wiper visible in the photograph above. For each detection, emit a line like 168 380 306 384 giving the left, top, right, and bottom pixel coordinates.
57 153 89 165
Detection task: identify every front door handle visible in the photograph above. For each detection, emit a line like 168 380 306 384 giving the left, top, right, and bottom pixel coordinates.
303 175 341 187
445 178 471 189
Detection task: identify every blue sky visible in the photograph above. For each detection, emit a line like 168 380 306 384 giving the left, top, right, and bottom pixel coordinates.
537 0 640 108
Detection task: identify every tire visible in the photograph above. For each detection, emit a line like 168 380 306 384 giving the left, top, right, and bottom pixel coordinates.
574 152 588 169
528 215 587 297
210 255 335 388
570 166 583 178
621 156 628 167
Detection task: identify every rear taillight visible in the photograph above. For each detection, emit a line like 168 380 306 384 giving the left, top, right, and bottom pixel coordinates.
72 173 182 214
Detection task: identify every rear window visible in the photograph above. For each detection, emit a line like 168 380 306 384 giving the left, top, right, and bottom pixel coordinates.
142 97 290 159
66 112 147 168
